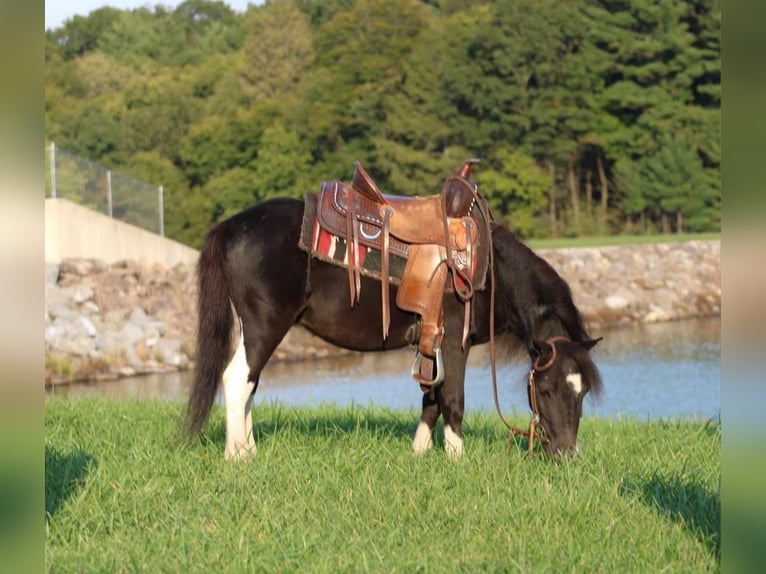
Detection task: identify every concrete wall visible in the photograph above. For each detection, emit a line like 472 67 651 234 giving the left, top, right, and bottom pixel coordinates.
45 198 199 266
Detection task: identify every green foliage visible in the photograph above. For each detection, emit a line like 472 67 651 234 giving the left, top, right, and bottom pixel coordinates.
476 149 549 237
634 137 719 232
203 167 258 223
44 0 720 245
46 8 122 59
250 122 314 199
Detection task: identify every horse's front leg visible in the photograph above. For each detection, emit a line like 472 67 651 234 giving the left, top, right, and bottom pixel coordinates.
439 378 466 460
222 332 256 460
413 390 440 454
436 306 471 459
413 351 469 459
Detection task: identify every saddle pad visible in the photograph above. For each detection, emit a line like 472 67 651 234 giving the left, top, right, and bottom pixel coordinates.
299 193 408 284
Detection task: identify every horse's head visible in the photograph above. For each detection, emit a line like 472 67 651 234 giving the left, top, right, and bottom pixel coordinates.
528 337 603 456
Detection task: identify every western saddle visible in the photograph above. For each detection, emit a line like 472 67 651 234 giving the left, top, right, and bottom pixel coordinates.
306 160 492 388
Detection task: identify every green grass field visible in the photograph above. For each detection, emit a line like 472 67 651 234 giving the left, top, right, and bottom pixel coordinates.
46 399 720 573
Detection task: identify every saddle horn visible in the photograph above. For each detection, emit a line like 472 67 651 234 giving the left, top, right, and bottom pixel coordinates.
457 158 481 179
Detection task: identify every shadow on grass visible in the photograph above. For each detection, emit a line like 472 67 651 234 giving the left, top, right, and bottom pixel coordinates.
205 407 417 447
199 405 533 455
620 472 720 562
45 447 96 517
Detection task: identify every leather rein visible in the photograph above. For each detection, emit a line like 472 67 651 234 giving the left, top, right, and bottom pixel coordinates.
457 189 569 457
491 335 571 457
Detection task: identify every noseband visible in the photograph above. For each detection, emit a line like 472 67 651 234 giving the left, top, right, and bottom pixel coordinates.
492 336 570 456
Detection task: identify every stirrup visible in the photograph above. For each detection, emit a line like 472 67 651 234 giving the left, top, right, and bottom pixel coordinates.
411 348 444 386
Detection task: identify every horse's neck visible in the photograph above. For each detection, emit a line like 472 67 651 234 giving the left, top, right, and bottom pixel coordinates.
492 224 588 347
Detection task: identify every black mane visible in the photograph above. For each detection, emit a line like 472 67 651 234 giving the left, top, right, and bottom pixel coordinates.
492 224 591 345
491 224 602 397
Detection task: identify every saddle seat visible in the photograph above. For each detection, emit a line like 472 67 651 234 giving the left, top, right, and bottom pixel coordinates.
349 162 478 246
312 160 490 388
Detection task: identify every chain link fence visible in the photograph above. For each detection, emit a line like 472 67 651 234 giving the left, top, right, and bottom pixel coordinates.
45 143 164 236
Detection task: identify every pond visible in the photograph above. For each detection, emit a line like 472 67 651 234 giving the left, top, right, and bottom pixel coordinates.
48 318 720 421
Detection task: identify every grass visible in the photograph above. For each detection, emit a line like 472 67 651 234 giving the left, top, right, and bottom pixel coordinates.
45 398 720 573
527 232 720 250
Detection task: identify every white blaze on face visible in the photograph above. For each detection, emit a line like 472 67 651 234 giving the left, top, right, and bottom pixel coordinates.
566 372 583 395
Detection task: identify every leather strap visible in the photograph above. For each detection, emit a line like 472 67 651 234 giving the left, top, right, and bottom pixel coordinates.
344 184 363 306
497 336 571 456
345 185 356 306
351 192 361 302
381 206 393 339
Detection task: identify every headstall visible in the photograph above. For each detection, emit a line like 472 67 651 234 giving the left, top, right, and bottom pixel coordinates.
492 335 570 456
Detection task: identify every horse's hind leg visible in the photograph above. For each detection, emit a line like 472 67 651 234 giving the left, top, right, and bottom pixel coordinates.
223 326 256 460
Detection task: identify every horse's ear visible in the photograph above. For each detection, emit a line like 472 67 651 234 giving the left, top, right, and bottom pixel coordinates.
578 337 603 351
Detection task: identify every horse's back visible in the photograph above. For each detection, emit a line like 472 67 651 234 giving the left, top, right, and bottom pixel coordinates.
221 197 310 311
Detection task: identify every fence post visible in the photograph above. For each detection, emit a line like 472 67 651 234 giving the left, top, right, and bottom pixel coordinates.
50 142 57 198
158 185 165 237
107 170 113 218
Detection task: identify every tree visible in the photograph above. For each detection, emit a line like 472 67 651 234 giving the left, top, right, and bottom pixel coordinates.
237 0 314 101
634 136 718 233
250 122 314 200
476 149 549 237
46 8 122 59
310 0 430 166
120 69 198 162
202 167 258 224
43 0 719 240
581 0 720 229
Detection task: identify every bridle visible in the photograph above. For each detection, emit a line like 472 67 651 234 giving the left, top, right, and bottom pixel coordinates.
491 335 570 456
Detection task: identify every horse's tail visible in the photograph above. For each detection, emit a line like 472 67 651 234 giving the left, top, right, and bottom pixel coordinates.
186 221 234 438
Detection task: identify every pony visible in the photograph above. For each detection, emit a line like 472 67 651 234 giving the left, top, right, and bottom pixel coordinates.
186 196 602 459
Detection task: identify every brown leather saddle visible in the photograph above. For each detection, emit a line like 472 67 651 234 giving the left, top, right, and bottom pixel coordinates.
302 160 492 388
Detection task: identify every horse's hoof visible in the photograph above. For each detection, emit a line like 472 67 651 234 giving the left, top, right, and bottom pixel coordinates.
224 445 257 462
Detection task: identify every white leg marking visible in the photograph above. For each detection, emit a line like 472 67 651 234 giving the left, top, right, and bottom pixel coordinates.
244 393 256 452
412 421 434 454
444 425 464 460
566 373 583 395
223 331 256 460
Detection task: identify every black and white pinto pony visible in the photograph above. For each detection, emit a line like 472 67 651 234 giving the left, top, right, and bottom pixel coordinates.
186 197 602 459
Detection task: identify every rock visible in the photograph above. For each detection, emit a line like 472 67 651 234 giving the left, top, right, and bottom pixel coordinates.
82 301 100 314
76 316 98 338
605 295 630 310
119 322 145 347
644 304 671 323
129 307 148 325
73 285 94 304
59 258 107 276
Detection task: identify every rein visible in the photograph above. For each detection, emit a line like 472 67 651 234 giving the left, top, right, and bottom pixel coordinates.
491 335 570 456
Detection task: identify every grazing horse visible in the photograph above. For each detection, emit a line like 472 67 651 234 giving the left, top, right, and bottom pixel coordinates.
186 197 602 459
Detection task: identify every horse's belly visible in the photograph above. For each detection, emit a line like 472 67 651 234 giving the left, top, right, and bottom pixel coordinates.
298 263 415 352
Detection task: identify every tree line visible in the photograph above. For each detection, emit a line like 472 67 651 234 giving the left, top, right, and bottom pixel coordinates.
45 0 720 248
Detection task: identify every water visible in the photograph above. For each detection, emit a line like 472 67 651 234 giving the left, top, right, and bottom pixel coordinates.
47 318 720 420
